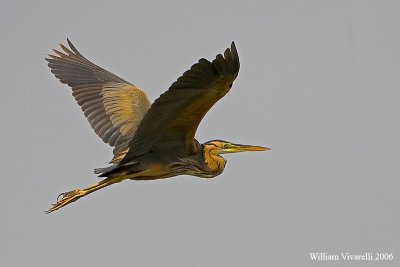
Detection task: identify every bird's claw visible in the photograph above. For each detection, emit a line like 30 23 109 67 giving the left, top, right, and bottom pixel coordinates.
45 189 82 214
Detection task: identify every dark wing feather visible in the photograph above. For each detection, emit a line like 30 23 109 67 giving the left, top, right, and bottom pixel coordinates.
122 42 240 161
46 39 151 157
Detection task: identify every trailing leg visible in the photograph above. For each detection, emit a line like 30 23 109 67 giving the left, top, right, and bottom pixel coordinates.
46 176 125 213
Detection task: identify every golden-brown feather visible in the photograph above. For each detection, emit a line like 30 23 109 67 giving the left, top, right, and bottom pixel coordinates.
101 83 151 137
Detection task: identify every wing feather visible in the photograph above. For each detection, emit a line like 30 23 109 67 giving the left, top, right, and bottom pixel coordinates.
46 39 151 157
122 42 239 161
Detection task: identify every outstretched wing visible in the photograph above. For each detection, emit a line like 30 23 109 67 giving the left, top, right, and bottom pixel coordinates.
122 42 240 161
46 39 151 155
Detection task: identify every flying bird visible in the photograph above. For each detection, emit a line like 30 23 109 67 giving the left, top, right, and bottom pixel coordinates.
46 40 269 213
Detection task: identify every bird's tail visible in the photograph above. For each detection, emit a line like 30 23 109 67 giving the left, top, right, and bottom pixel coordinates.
93 165 116 175
94 162 141 177
45 176 125 213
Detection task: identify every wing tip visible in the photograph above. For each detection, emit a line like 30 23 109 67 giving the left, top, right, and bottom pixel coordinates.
212 41 240 78
66 38 84 58
229 41 240 72
231 41 236 52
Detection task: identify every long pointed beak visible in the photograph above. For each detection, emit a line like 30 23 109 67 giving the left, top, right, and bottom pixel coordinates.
224 144 271 153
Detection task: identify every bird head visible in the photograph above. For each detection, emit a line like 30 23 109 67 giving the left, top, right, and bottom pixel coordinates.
203 140 270 155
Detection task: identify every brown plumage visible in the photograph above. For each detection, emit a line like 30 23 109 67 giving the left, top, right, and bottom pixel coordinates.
46 40 269 213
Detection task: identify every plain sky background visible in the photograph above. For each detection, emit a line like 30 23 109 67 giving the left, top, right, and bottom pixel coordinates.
1 0 399 266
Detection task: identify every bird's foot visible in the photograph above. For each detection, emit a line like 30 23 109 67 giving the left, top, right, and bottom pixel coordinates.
45 189 83 213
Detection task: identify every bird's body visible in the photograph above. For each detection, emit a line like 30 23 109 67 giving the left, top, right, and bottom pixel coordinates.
46 40 269 213
101 139 216 180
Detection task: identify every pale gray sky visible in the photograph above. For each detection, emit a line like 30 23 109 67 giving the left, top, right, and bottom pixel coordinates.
1 0 399 266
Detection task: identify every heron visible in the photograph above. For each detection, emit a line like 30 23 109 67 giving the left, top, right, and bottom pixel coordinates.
46 40 269 213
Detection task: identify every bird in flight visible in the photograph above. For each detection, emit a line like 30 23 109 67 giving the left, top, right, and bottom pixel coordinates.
46 40 269 213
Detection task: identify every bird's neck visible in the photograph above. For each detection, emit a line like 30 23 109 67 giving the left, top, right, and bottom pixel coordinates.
203 146 226 174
